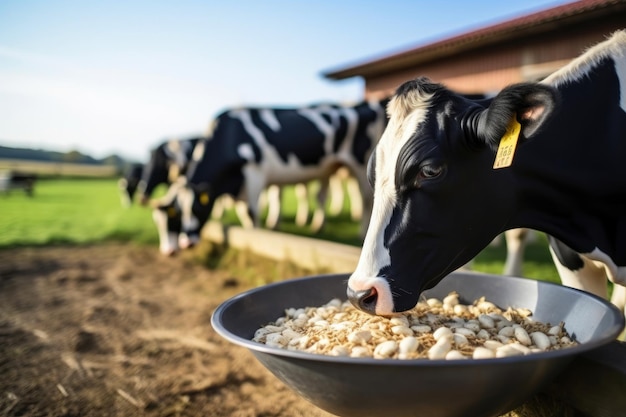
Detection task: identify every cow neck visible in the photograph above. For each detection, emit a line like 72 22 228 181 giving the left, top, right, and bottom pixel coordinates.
509 60 626 256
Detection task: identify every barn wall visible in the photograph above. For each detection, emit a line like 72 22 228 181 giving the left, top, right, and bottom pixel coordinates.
364 18 625 99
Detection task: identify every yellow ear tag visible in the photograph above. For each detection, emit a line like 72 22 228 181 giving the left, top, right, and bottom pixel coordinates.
199 192 210 206
493 118 521 169
167 207 178 218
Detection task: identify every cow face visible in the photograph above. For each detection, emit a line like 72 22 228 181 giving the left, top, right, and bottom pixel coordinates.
118 163 143 207
179 138 247 244
347 77 556 315
138 146 170 205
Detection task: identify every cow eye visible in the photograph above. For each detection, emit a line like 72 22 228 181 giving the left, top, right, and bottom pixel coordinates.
419 164 444 179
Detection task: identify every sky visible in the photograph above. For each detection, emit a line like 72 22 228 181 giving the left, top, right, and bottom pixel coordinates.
0 0 571 162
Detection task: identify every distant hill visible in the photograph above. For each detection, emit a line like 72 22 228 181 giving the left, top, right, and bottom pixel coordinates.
0 145 133 169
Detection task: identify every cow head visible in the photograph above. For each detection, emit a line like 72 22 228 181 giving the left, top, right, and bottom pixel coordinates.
178 138 247 245
347 77 556 315
138 145 170 205
118 163 144 207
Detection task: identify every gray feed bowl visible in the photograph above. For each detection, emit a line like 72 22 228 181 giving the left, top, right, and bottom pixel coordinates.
211 271 624 417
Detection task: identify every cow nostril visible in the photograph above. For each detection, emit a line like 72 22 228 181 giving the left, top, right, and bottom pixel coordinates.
347 287 378 315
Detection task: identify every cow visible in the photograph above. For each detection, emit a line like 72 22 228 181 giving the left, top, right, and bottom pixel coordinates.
347 30 626 316
137 137 201 206
118 163 144 207
173 99 389 248
0 170 36 196
146 136 342 255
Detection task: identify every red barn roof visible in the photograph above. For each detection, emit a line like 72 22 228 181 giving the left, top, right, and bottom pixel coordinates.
323 0 626 80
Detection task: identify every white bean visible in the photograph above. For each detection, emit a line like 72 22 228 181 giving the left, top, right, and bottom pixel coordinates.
446 350 467 360
483 340 504 351
374 340 398 358
531 332 551 350
426 298 443 308
498 326 514 337
391 325 413 336
390 316 410 327
473 347 495 359
476 330 491 340
463 321 481 333
428 337 452 360
548 325 562 336
453 304 469 315
514 327 532 346
347 330 372 344
509 342 531 355
433 326 453 341
330 346 350 356
265 333 287 347
453 333 469 346
443 292 459 306
254 292 578 360
399 337 419 355
496 345 524 358
454 327 476 337
350 346 371 358
478 314 495 329
411 324 432 333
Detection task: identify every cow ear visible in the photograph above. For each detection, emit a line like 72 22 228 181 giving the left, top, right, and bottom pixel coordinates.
476 83 558 148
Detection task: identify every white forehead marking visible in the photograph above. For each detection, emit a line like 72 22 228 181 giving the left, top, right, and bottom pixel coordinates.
350 88 434 281
377 89 434 199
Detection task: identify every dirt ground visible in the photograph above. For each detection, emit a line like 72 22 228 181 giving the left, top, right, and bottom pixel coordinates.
0 242 334 417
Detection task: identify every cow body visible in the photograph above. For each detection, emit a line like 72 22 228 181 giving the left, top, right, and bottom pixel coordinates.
179 100 388 244
0 170 36 196
348 31 626 315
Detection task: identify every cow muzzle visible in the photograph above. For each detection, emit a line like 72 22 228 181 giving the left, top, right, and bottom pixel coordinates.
346 276 395 316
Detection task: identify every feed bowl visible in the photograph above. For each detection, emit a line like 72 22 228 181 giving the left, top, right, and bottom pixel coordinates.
211 271 624 417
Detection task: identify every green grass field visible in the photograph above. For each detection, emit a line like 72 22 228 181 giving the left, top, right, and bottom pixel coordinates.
0 178 159 247
0 178 561 284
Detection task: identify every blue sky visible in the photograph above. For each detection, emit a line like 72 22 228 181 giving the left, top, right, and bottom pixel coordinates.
0 0 570 162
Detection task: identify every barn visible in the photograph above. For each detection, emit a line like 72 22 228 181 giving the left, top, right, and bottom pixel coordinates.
323 0 626 98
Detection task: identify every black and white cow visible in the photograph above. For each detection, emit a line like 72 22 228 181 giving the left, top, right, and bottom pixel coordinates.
347 30 626 315
138 137 201 206
0 170 36 196
175 99 389 246
118 163 144 207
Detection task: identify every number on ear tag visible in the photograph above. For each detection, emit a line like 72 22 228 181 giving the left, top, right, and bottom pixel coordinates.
493 118 521 169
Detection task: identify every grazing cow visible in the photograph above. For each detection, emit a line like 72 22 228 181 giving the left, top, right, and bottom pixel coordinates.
0 170 36 196
173 99 389 246
138 137 201 206
347 31 626 315
118 163 144 207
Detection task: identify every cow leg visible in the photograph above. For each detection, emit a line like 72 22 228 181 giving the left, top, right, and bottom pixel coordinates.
211 195 230 220
502 228 531 276
243 165 266 227
548 241 609 299
346 175 363 222
610 284 626 314
351 168 373 238
152 208 179 256
233 200 253 229
294 183 310 227
310 180 328 233
327 171 345 217
264 185 282 230
177 187 201 250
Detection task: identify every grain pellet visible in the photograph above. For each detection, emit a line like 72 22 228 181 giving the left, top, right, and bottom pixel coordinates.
252 292 578 360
